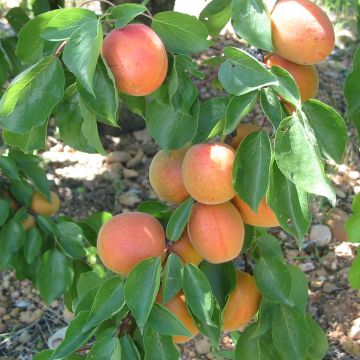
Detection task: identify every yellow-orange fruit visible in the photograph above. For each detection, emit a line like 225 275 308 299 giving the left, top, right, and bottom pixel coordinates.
97 212 166 276
271 0 335 65
158 292 199 344
265 53 319 102
182 143 235 205
102 24 168 96
188 202 244 263
21 215 35 230
233 196 279 227
30 191 60 216
230 124 261 149
171 231 203 266
149 149 189 204
222 271 261 331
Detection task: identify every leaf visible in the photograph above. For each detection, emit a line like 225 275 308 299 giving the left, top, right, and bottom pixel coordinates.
0 45 10 87
32 0 51 16
86 337 121 360
345 214 360 243
151 11 212 55
119 335 141 360
287 265 308 314
272 305 313 360
10 180 33 206
260 87 286 129
275 112 336 205
349 251 360 289
137 200 172 221
124 257 162 333
352 194 360 214
38 249 74 304
5 7 30 33
148 303 192 337
219 47 277 95
254 256 293 306
233 130 271 211
161 253 183 303
0 199 10 227
199 0 232 36
120 93 146 117
306 315 328 360
109 4 147 28
303 100 347 163
232 0 273 51
0 56 65 133
0 156 21 181
166 197 193 241
183 264 214 324
255 234 284 261
267 160 311 246
24 227 43 264
63 19 103 95
2 36 25 76
56 222 86 259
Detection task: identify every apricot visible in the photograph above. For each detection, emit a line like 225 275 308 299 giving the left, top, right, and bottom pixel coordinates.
97 212 166 276
157 291 198 343
187 202 244 264
265 53 319 102
21 215 35 230
30 191 60 216
182 143 236 205
233 196 279 227
230 124 261 149
171 231 203 266
271 0 335 65
102 24 168 96
149 149 189 204
222 271 261 331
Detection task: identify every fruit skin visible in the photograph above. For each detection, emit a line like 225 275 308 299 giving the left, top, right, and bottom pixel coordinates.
157 291 199 344
21 215 35 230
102 24 168 96
222 271 261 331
188 202 244 264
97 212 166 276
230 124 261 149
182 143 236 205
271 0 335 65
149 149 189 204
265 53 319 102
171 231 203 266
233 196 279 228
30 191 60 216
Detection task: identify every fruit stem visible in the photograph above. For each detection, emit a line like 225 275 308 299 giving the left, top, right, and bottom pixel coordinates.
54 40 67 57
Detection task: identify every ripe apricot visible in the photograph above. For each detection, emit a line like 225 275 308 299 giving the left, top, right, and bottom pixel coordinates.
171 231 203 266
222 271 261 331
102 24 168 96
188 202 244 264
265 53 319 102
230 124 261 149
182 143 235 205
97 212 166 276
21 215 35 230
233 196 279 227
157 291 198 344
271 0 335 65
149 149 189 204
30 191 60 216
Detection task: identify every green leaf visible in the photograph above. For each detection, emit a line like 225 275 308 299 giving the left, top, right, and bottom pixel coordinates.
199 0 232 36
82 276 125 332
161 253 183 304
24 227 43 264
345 214 360 243
109 4 147 28
232 0 273 51
272 305 313 360
306 315 328 360
255 234 284 261
137 200 172 221
275 112 336 205
183 264 214 324
287 265 308 314
119 335 141 360
151 11 212 55
252 299 278 337
241 224 255 254
86 336 121 360
0 45 10 87
0 56 65 133
56 222 85 259
233 130 271 211
349 251 360 289
2 36 25 76
0 199 10 227
148 303 192 337
352 194 360 214
32 0 51 16
10 180 33 206
124 257 162 333
76 272 104 300
254 256 293 306
63 19 103 95
268 160 311 246
219 47 277 95
166 197 193 241
33 350 54 360
38 249 74 304
74 287 98 315
36 215 56 234
5 7 30 33
260 87 286 129
303 100 347 163
0 156 21 181
120 93 146 117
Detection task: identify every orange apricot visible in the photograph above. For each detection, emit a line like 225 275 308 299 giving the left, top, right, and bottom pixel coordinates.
182 143 236 205
187 202 244 264
97 212 166 276
102 24 168 96
233 196 279 227
271 0 335 65
230 124 261 149
21 215 35 230
30 191 60 216
222 271 261 331
171 231 203 266
149 149 189 204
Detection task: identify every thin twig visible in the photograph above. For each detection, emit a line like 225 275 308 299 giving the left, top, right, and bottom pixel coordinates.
54 40 68 57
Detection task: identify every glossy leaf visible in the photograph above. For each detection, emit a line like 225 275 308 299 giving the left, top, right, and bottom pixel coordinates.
137 200 172 221
306 315 328 360
287 265 308 314
5 7 30 33
109 4 146 28
161 253 183 304
199 0 232 36
166 197 193 241
24 227 43 264
119 335 141 360
255 234 284 261
85 337 121 360
260 87 286 129
345 214 360 243
56 222 85 259
0 199 10 227
0 156 21 181
0 45 10 87
0 221 25 268
349 251 360 289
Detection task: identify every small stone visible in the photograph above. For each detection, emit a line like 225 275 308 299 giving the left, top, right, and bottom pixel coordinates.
348 170 360 180
19 332 31 343
323 283 337 293
326 208 349 242
299 262 315 272
126 150 144 168
105 162 122 180
349 322 360 340
334 242 353 257
133 128 151 143
0 307 6 317
309 225 332 247
63 308 75 323
0 323 6 333
119 191 141 207
310 280 324 288
15 300 30 309
3 315 11 321
337 164 348 174
343 339 360 357
106 151 130 164
194 339 211 354
50 300 60 308
354 186 360 195
10 308 20 317
19 309 42 324
335 188 346 198
123 168 139 179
